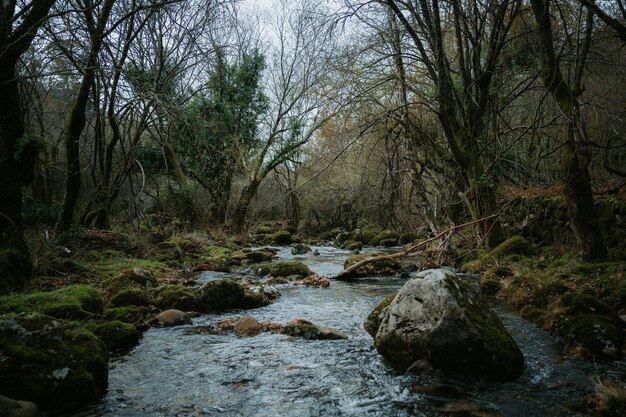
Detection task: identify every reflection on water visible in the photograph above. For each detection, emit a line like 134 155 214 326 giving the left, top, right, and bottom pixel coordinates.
78 246 607 417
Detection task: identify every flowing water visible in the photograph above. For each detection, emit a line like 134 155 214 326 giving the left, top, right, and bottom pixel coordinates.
77 246 616 417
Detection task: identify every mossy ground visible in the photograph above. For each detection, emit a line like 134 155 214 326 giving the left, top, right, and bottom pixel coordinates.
462 244 626 360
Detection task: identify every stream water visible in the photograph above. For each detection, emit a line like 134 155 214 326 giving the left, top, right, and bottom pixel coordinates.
77 246 616 417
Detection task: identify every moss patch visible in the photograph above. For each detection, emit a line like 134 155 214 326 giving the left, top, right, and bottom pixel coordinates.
370 230 399 246
109 288 151 308
269 262 311 278
195 280 269 312
364 292 397 337
86 320 140 352
0 285 103 320
154 285 196 311
270 231 292 245
490 236 530 258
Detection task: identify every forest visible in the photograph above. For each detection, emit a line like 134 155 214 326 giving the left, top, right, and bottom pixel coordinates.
1 0 625 416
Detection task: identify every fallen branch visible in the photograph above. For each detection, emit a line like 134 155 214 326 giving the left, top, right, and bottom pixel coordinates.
334 214 499 280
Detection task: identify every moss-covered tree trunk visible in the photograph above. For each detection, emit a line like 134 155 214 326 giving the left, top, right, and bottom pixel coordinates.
531 0 607 261
231 179 260 233
0 0 58 292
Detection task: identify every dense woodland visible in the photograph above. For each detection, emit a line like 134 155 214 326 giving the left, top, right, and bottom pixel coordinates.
1 0 625 285
1 1 626 415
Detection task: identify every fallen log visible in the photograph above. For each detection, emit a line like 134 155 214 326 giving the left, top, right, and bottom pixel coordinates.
334 215 498 280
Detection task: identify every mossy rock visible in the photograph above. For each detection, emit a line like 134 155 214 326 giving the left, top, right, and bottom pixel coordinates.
109 288 151 308
380 238 398 247
490 236 530 258
334 232 351 246
608 286 626 310
103 268 158 295
519 305 546 323
560 293 619 323
103 306 150 324
86 320 140 352
282 319 347 340
270 231 292 245
0 285 103 320
255 226 273 235
269 262 311 278
40 257 91 277
564 314 624 360
0 315 108 412
364 292 397 337
343 254 402 278
244 250 274 263
195 279 269 312
399 233 418 245
359 229 380 245
344 240 363 251
154 285 196 311
370 230 399 246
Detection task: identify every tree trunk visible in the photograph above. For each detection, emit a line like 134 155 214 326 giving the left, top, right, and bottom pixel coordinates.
231 179 260 233
530 0 607 261
58 0 115 232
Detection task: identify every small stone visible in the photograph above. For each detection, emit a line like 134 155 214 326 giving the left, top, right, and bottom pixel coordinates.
154 309 192 327
234 317 262 337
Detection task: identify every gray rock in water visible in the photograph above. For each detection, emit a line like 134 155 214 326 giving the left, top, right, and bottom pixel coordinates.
154 309 192 327
372 269 524 380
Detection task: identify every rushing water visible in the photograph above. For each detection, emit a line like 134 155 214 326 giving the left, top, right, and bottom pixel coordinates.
78 246 613 417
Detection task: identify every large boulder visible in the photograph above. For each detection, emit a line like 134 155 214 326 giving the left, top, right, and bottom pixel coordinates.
269 262 312 278
343 254 402 278
370 269 524 380
0 316 108 413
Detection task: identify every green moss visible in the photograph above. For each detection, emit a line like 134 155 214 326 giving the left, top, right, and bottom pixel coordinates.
344 240 363 251
0 285 103 320
364 292 397 337
270 231 292 245
0 315 108 412
85 320 140 352
359 229 379 244
519 305 546 323
244 250 274 263
269 262 311 278
444 275 524 380
575 262 623 275
155 285 196 311
608 286 626 310
560 293 618 321
480 276 502 295
490 236 530 258
103 268 158 295
109 288 151 307
255 226 273 234
103 306 149 324
370 230 399 246
195 279 269 312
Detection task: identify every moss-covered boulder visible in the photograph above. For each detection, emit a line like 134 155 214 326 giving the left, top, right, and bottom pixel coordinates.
563 314 624 360
490 236 530 258
344 240 363 251
269 262 312 278
0 285 103 320
334 232 351 246
370 230 399 246
364 292 397 337
399 233 418 245
372 269 524 380
282 319 347 340
86 320 140 351
270 231 292 245
244 249 275 263
291 243 312 255
195 279 269 312
255 226 273 235
103 268 158 295
343 254 402 278
154 285 196 311
0 315 108 412
380 238 398 247
80 229 136 254
109 288 151 308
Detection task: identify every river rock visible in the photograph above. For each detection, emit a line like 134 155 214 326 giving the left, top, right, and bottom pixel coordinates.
154 309 192 326
234 317 262 337
291 243 312 255
283 319 347 340
0 395 39 417
372 269 524 380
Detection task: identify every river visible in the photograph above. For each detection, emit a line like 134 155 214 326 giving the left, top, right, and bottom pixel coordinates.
76 246 613 417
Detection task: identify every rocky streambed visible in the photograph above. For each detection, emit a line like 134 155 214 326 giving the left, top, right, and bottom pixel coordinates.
74 246 619 417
